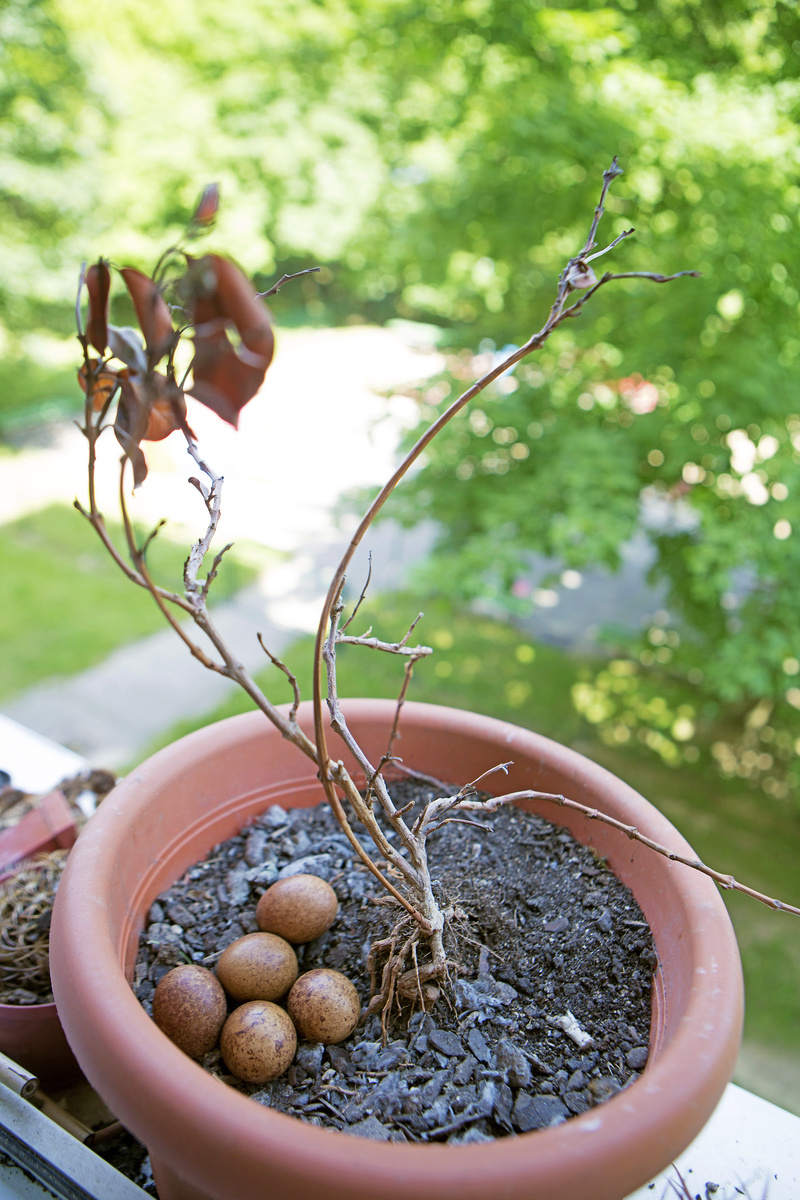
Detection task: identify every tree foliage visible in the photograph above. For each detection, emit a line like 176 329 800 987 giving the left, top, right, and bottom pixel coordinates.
5 0 800 767
359 1 800 769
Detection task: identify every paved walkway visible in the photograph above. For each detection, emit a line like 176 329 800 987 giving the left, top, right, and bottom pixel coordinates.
1 324 442 767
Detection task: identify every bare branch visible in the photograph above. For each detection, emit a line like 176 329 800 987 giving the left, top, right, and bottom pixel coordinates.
387 652 421 761
183 441 225 601
585 228 635 262
430 786 800 918
602 269 703 283
140 518 167 559
580 155 624 257
337 629 431 658
560 268 702 324
257 634 302 721
257 267 321 299
75 261 87 340
201 543 234 603
341 553 372 632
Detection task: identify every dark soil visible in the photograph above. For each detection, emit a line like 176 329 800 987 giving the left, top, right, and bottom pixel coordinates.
131 782 656 1149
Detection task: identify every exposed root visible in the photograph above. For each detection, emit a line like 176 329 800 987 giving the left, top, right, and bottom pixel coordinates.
362 914 455 1042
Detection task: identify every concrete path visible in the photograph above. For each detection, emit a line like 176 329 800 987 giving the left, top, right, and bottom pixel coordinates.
1 325 442 768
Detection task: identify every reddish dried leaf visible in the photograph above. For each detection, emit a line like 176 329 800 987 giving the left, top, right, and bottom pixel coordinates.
205 255 274 347
144 377 192 443
85 261 111 355
187 254 273 427
119 268 175 367
78 359 122 411
114 373 150 488
114 372 190 487
192 183 220 227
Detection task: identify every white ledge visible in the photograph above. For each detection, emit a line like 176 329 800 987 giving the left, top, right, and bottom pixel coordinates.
626 1083 800 1199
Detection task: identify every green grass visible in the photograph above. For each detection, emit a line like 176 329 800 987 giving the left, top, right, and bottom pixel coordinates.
0 504 264 702
0 359 79 432
137 589 800 1094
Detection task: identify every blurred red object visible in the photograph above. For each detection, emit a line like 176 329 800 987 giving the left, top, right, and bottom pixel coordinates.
0 790 77 883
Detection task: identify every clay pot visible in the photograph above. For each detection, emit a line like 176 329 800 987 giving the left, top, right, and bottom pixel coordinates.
0 999 83 1090
50 701 743 1200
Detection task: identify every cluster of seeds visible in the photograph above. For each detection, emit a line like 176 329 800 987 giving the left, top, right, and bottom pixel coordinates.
151 874 360 1083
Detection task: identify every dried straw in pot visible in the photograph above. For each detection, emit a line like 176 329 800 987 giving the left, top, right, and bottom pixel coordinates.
0 850 69 1004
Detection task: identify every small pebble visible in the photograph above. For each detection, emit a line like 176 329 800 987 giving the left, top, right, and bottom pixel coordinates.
626 1045 649 1070
596 910 613 934
495 1038 531 1088
467 1027 491 1064
428 1028 466 1058
244 829 268 867
512 1092 569 1131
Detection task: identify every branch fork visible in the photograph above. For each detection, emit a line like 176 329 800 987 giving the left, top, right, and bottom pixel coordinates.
75 161 792 1037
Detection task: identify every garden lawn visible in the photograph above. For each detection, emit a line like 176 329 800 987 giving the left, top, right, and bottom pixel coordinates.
0 504 262 702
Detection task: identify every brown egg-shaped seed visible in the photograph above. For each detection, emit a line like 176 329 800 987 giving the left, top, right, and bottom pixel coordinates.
220 1001 297 1083
287 969 360 1045
152 964 227 1059
255 874 338 944
216 932 298 1002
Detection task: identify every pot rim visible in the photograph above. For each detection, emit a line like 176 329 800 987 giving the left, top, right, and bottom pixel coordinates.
51 700 743 1200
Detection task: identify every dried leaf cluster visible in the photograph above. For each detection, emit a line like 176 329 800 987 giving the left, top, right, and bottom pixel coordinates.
77 186 273 487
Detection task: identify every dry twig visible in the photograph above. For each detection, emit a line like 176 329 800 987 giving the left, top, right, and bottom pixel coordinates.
74 159 795 1031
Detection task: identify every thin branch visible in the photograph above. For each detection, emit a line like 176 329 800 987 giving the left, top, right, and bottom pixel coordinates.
257 634 302 722
602 269 703 284
140 518 167 559
434 787 800 918
560 268 702 323
183 441 225 601
387 649 427 760
205 544 233 602
580 155 624 257
336 629 431 657
118 457 142 566
323 595 420 871
310 157 700 964
341 554 372 632
257 267 321 299
75 261 87 339
460 762 513 793
73 499 185 605
585 228 635 262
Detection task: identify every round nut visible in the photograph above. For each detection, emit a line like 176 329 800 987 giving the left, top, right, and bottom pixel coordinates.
152 964 227 1059
220 1001 297 1083
216 932 298 1002
287 969 360 1045
255 874 338 944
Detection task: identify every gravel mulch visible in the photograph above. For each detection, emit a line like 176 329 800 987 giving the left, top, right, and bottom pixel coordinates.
132 781 656 1147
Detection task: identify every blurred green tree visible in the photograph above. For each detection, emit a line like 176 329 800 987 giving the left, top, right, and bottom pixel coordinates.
6 0 800 787
347 1 800 792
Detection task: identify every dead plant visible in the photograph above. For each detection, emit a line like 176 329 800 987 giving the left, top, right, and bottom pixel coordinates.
72 160 799 1024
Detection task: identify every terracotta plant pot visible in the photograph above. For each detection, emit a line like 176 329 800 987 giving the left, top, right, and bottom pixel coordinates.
50 701 743 1200
0 1000 83 1090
